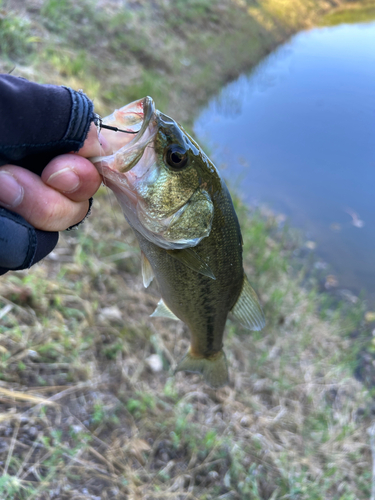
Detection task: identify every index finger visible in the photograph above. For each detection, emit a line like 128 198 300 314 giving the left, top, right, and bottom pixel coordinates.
76 123 111 158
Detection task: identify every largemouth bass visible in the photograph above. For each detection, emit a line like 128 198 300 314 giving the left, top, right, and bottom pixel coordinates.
92 97 265 388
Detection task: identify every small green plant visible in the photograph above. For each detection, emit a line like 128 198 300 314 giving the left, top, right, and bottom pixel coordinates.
127 392 156 419
92 401 105 424
103 341 123 360
0 474 32 499
0 11 36 62
44 48 88 77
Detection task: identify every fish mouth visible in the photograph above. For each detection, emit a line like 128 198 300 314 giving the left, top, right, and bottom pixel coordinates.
132 96 156 145
104 95 155 144
91 96 157 172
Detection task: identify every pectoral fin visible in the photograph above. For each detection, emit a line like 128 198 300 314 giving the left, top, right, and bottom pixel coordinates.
150 299 180 321
167 248 216 280
141 252 154 288
231 274 265 331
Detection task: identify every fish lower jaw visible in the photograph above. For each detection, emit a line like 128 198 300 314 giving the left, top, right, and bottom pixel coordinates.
98 166 129 187
101 174 134 198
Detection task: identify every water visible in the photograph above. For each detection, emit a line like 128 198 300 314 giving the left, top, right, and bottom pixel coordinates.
194 22 375 302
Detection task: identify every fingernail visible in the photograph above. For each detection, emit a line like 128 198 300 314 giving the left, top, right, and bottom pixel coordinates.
46 167 81 193
0 172 24 208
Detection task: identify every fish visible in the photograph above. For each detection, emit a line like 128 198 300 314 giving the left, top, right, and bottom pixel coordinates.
92 96 265 388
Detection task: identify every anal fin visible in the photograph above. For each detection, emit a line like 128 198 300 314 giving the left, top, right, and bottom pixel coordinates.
231 274 265 331
151 299 180 321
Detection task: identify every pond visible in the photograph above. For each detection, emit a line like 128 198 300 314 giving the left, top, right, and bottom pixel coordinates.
194 21 375 303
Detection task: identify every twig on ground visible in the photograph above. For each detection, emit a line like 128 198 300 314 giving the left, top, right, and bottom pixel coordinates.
15 433 42 478
4 419 20 475
368 422 375 500
0 304 13 320
0 386 57 405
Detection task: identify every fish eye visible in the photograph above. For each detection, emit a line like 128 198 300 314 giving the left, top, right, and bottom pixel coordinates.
165 145 189 170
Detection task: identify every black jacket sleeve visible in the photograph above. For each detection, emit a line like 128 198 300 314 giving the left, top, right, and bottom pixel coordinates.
0 208 59 276
0 74 95 275
0 74 94 174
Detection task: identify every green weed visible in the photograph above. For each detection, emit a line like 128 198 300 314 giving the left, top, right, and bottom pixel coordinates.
0 11 36 62
320 1 375 26
162 0 221 28
0 474 31 499
41 0 99 42
127 392 156 419
44 48 88 78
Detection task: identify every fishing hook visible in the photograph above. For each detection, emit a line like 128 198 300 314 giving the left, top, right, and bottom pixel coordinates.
93 113 138 135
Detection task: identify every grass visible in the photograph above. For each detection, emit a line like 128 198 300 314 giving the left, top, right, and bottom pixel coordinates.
0 0 374 498
319 0 375 26
0 192 373 498
0 11 36 63
0 0 338 120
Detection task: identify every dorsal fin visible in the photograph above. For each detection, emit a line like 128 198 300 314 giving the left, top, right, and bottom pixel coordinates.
167 248 216 280
141 251 154 288
150 299 180 321
231 274 265 331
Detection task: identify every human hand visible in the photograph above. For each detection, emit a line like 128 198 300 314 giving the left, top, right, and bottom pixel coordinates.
0 123 110 231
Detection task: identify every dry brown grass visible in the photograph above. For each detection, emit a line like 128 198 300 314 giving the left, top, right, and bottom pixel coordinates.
0 189 373 499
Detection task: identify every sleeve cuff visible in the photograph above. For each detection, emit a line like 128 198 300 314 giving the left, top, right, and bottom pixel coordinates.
0 208 59 274
62 87 95 152
66 197 94 231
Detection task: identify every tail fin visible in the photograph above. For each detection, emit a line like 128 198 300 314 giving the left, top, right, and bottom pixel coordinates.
174 350 229 388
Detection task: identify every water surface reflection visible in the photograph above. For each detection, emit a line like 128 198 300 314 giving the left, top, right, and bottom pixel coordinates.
194 22 375 301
